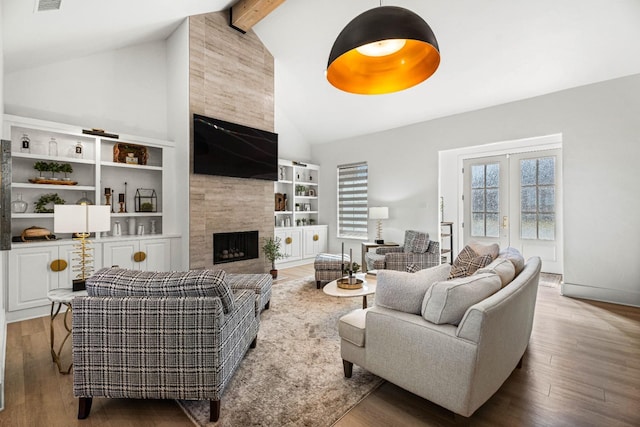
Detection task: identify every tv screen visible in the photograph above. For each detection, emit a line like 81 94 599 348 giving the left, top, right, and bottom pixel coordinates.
193 114 278 181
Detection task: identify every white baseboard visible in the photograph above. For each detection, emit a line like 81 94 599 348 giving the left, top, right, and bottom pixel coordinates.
561 282 640 307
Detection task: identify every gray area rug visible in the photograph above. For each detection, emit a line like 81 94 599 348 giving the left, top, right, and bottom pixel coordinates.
176 276 383 426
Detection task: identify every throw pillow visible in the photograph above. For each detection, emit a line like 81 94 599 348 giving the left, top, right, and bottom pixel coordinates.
375 264 452 314
476 257 516 288
406 263 419 273
410 232 430 253
402 230 419 253
87 268 236 313
467 241 500 260
498 247 526 275
422 273 502 325
449 245 493 279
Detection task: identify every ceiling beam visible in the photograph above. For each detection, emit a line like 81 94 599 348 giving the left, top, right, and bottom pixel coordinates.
229 0 286 34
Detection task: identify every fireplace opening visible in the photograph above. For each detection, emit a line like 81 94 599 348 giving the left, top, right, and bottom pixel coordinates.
213 231 259 264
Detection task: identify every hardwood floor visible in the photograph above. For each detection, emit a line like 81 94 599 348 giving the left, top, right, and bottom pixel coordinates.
1 264 638 426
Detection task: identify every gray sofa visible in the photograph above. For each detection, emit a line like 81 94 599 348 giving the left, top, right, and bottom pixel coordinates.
72 268 272 422
339 248 541 418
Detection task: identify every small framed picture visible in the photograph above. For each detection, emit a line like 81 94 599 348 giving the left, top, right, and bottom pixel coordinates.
304 203 311 211
308 188 316 197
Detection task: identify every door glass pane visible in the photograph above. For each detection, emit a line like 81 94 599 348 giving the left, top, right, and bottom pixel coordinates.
521 187 537 212
539 187 555 212
472 189 485 211
471 213 485 237
521 159 537 185
471 165 484 188
521 214 537 239
486 163 500 187
486 213 500 237
538 157 555 185
486 189 499 212
539 214 555 240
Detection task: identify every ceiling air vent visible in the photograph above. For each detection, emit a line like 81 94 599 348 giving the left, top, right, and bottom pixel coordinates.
35 0 62 12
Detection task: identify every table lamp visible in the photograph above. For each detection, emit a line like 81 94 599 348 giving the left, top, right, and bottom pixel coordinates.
369 207 389 244
54 204 111 291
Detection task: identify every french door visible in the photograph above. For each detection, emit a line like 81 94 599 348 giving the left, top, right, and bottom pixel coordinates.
462 149 562 274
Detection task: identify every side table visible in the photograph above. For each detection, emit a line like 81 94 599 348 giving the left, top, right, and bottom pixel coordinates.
47 288 88 374
361 242 399 272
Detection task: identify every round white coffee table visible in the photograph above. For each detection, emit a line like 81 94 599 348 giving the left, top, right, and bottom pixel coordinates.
323 274 376 309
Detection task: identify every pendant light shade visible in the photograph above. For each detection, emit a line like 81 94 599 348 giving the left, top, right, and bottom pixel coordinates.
327 6 440 95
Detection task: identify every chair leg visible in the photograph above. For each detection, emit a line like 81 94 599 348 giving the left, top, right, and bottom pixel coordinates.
210 400 221 422
264 300 270 310
78 397 93 419
316 280 321 289
343 360 353 378
250 337 257 348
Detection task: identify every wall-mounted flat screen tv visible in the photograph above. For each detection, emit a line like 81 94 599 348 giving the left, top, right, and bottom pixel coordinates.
193 114 278 181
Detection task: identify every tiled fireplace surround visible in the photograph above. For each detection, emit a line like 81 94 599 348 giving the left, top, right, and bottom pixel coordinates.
188 12 275 274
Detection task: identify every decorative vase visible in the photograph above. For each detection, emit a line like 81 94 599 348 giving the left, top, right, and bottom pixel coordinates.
11 193 28 213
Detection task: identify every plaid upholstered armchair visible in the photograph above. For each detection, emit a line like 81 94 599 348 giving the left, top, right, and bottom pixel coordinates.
72 268 261 422
365 230 440 272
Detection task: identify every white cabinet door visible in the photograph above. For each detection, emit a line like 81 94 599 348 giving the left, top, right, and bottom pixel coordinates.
103 239 172 271
8 247 58 311
103 240 139 270
275 229 302 262
139 239 171 272
303 226 328 258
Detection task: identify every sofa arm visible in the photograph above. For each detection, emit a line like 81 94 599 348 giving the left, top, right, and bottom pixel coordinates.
375 246 404 255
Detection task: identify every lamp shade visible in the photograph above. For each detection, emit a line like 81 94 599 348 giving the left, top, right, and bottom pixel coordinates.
54 205 111 233
369 207 389 220
327 6 440 94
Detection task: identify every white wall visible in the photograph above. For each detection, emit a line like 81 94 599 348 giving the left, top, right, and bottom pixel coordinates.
4 42 169 140
166 19 190 270
313 74 640 307
275 105 312 162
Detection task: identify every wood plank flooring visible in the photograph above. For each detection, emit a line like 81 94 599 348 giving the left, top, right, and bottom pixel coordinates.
1 264 638 426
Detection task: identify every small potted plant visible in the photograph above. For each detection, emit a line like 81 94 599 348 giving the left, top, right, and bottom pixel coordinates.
60 163 73 181
295 184 306 196
262 236 286 279
33 161 49 181
49 162 62 180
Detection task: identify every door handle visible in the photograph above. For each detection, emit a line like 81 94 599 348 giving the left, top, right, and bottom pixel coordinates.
502 216 508 228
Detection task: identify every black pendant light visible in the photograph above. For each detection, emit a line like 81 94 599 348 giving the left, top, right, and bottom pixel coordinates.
327 6 440 95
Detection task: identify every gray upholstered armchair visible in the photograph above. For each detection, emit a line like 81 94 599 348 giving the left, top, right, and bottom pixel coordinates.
365 230 440 272
72 268 262 422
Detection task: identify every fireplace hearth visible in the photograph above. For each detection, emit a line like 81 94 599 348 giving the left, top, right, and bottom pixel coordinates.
213 231 259 265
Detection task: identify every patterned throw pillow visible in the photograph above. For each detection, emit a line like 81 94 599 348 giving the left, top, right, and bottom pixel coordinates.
403 230 419 253
410 232 430 253
406 263 420 273
448 245 494 279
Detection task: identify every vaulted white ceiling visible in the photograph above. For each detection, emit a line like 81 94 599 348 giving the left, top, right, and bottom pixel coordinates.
4 0 640 143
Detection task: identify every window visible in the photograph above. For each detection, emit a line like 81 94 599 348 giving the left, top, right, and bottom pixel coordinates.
470 163 500 238
520 156 556 240
337 162 368 239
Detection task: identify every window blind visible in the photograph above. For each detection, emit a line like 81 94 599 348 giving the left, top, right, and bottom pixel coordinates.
337 162 368 239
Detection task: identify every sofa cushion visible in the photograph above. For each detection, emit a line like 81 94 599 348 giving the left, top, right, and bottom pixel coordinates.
375 264 452 314
477 257 516 288
449 245 494 279
499 247 526 275
422 272 502 325
87 268 235 313
338 308 369 347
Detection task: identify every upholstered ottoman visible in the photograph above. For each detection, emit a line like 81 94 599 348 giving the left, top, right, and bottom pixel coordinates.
226 273 272 313
314 253 350 289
